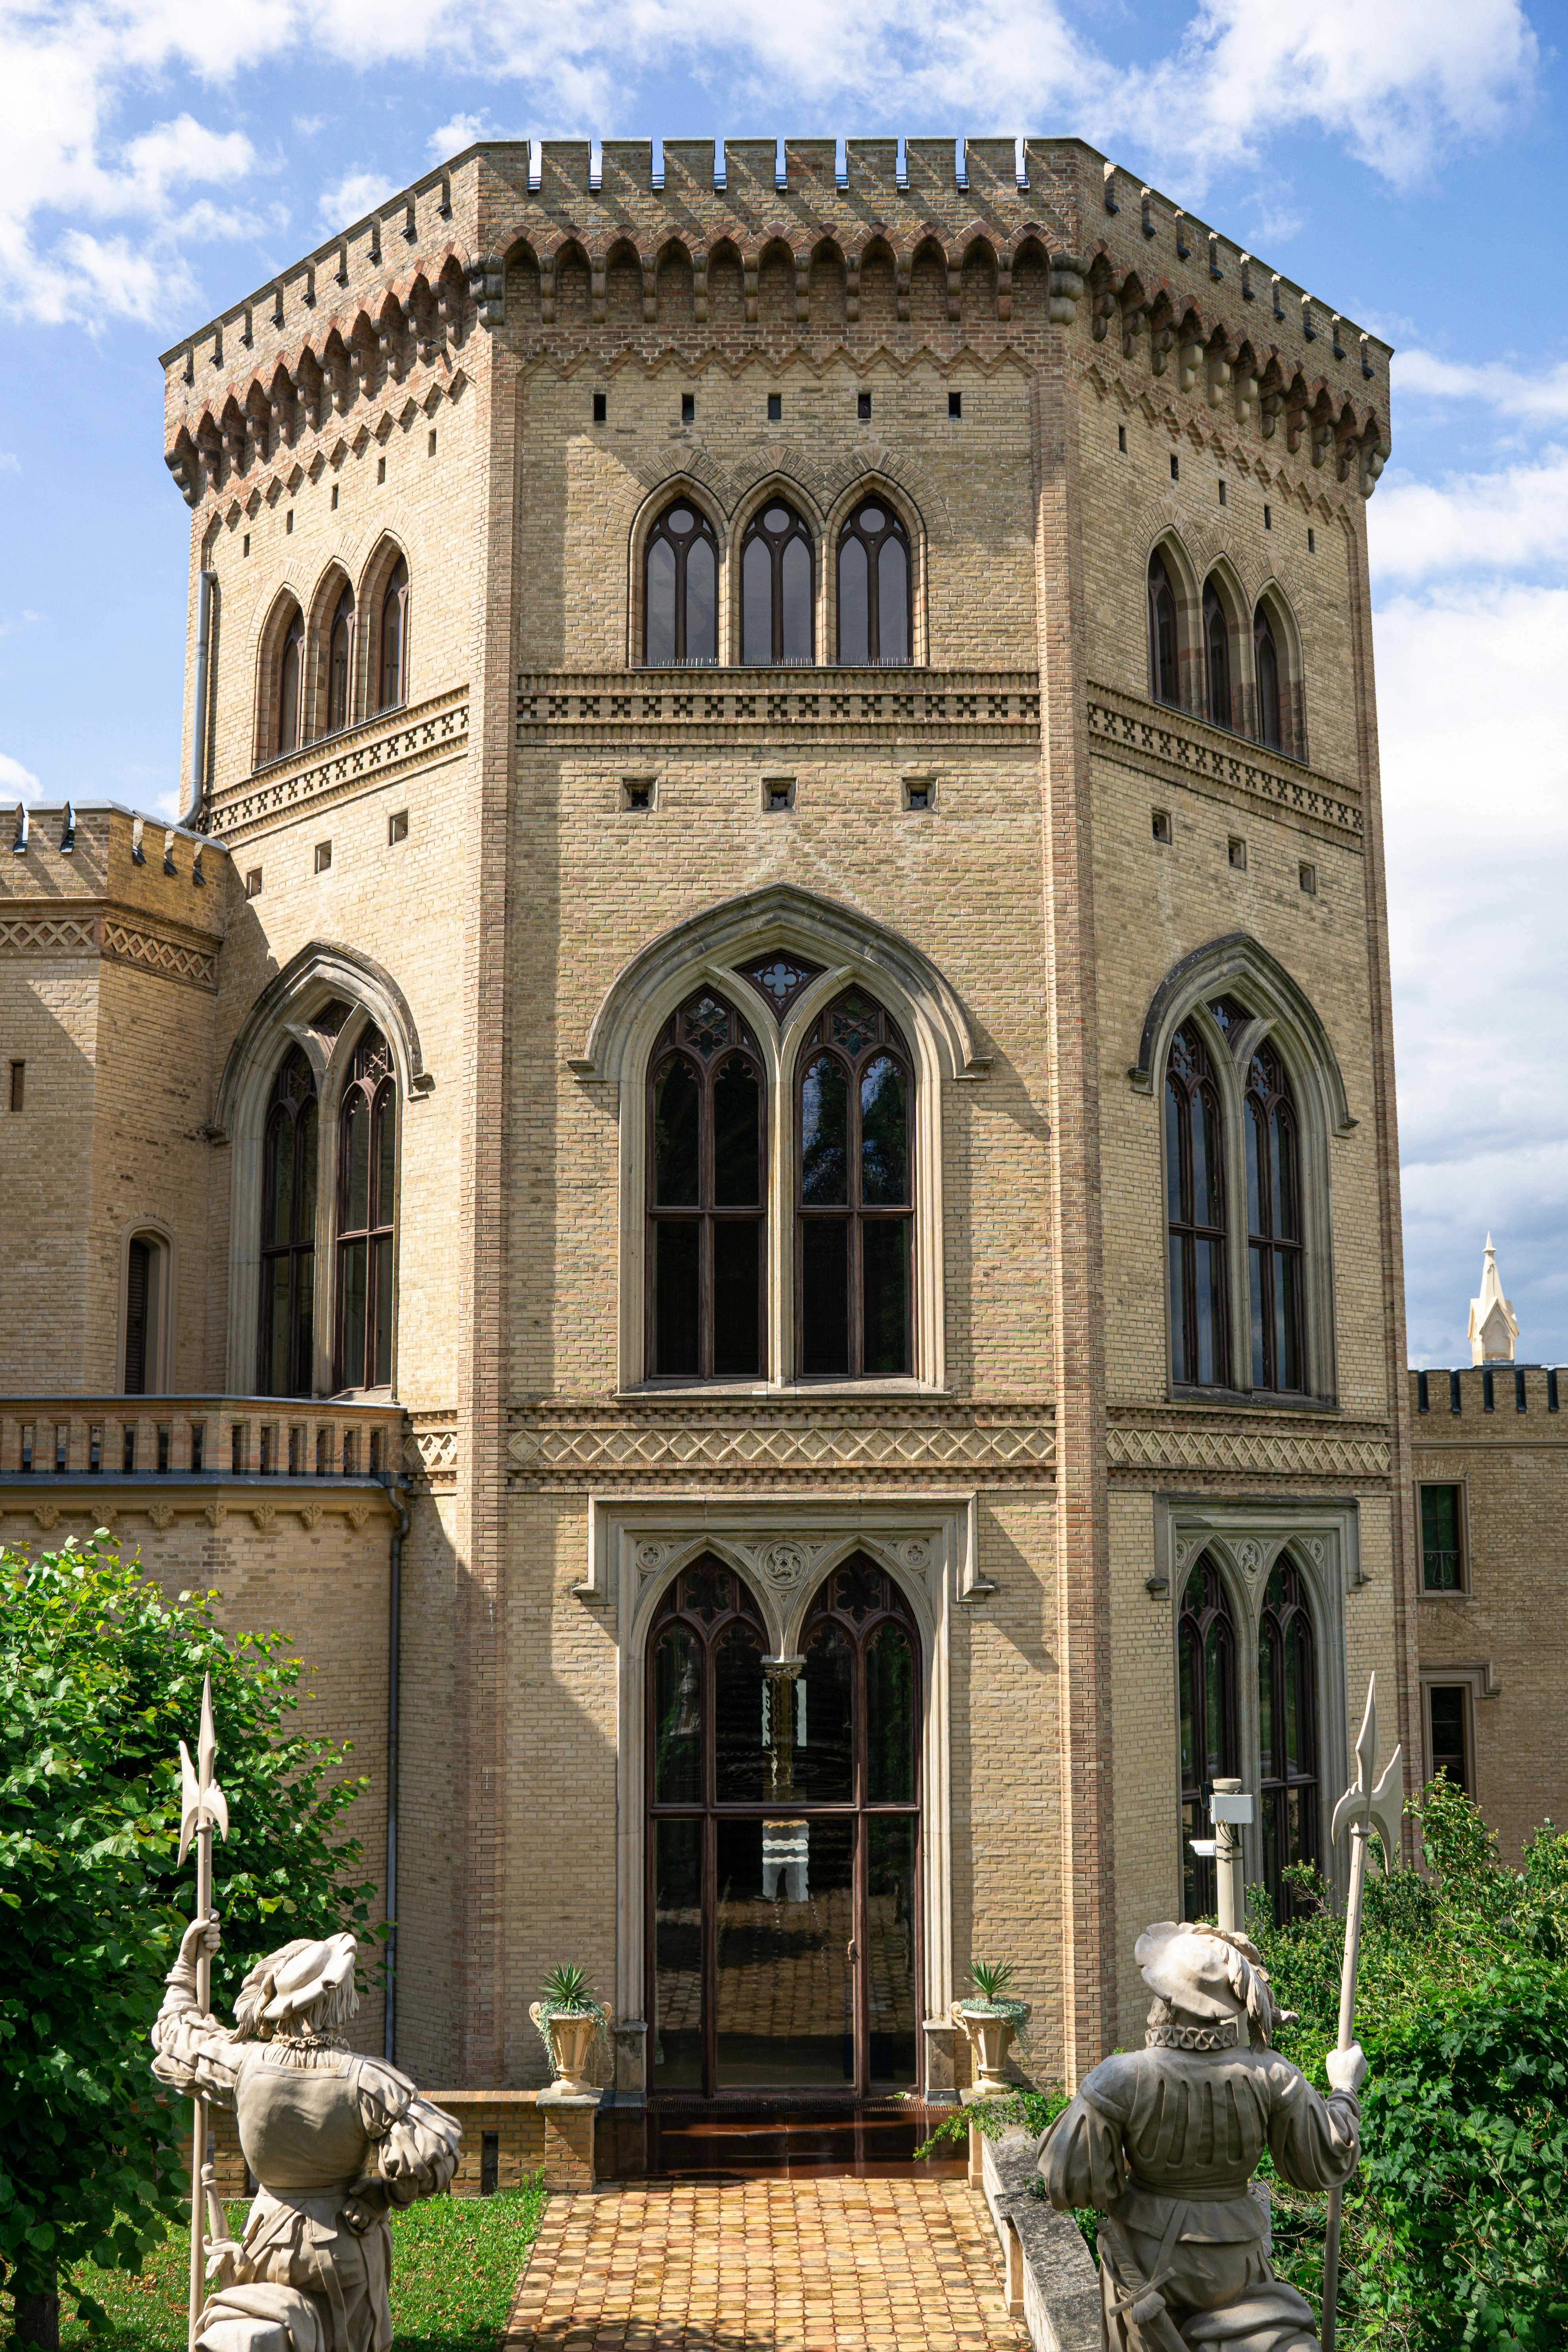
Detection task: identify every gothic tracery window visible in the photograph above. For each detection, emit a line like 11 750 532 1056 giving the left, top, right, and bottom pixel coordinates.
645 501 719 664
1165 1022 1227 1387
797 988 913 1379
259 1047 317 1395
335 1026 397 1390
1178 1555 1237 1921
1246 1043 1303 1393
1148 553 1179 706
742 501 814 664
837 500 910 664
1257 1560 1319 1917
648 991 766 1380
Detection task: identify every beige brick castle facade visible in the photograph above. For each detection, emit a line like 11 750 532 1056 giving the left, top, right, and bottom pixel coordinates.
3 136 1427 2102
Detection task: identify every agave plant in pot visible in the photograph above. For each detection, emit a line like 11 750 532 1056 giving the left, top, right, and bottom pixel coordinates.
529 1964 608 2094
950 1960 1031 2093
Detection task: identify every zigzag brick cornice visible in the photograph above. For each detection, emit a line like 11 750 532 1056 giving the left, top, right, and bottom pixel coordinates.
1106 1415 1390 1483
0 908 220 992
506 1400 1057 1484
210 686 469 843
1087 684 1363 842
516 669 1039 750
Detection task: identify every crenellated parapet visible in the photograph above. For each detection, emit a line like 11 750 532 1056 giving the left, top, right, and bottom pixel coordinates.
161 137 1390 511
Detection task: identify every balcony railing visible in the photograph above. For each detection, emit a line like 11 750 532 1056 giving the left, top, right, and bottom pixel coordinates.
0 1396 406 1482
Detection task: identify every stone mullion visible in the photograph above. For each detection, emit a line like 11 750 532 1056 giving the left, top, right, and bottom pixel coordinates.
1032 320 1117 2089
1340 509 1421 1845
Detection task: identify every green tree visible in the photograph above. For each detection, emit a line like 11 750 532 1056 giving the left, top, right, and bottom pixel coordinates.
0 1534 382 2347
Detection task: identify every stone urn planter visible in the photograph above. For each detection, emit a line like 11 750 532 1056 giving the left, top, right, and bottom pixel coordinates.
951 1998 1031 2092
530 2003 599 2093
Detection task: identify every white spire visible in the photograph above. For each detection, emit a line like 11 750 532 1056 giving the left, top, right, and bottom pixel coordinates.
1469 1233 1520 1365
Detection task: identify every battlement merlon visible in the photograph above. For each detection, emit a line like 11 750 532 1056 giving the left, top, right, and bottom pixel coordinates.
160 137 1392 508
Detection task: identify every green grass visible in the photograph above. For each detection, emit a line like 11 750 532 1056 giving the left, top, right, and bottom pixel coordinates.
29 2187 547 2352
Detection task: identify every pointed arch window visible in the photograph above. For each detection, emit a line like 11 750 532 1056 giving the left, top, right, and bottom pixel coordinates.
1148 553 1179 707
648 991 766 1380
1257 1559 1319 1917
1246 1042 1303 1393
378 559 409 712
1178 1554 1237 1921
645 501 718 664
742 501 814 664
1254 605 1282 749
837 501 910 664
1165 1022 1227 1387
336 1026 396 1390
277 607 305 755
326 586 355 734
1204 581 1231 729
797 988 913 1379
259 1047 317 1395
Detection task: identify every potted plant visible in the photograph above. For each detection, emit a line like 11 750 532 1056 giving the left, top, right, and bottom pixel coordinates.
951 1960 1031 2093
529 1964 607 2094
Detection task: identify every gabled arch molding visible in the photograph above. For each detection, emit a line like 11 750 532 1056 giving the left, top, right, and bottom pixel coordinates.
1129 931 1353 1132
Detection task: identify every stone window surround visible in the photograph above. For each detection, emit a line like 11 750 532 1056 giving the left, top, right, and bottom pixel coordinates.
114 1216 178 1397
580 1487 986 2102
575 883 983 1394
1154 1496 1358 1907
623 467 930 673
1417 1662 1498 1803
1134 932 1354 1410
1413 1474 1471 1597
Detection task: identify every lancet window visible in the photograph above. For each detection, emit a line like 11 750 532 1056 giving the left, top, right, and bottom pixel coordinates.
1254 606 1282 750
378 561 409 712
326 587 355 734
1246 1043 1303 1394
836 501 910 664
645 502 719 664
1204 581 1231 729
1257 1560 1319 1918
742 502 814 664
259 1047 317 1396
335 1026 397 1390
1165 1023 1228 1388
647 991 767 1381
797 989 913 1379
1148 553 1180 706
1178 1555 1238 1923
277 607 305 756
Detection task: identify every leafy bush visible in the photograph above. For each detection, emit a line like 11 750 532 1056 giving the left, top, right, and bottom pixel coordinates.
0 1534 381 2335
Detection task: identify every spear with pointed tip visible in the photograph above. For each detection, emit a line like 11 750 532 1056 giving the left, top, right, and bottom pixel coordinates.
177 1673 229 2352
1321 1674 1402 2352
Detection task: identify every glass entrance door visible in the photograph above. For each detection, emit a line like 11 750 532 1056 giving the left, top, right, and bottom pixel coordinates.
648 1553 921 2097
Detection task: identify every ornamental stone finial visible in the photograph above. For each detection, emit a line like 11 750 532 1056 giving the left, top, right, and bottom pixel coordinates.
1469 1232 1520 1365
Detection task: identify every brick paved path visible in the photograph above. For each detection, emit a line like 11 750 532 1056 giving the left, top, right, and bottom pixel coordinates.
504 2179 1028 2352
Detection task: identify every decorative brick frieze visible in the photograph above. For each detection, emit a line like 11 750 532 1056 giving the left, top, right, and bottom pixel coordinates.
1087 685 1363 841
0 908 219 991
515 670 1040 750
0 913 97 958
404 1412 459 1489
1106 1417 1390 1481
506 1401 1057 1483
99 919 220 991
207 686 469 842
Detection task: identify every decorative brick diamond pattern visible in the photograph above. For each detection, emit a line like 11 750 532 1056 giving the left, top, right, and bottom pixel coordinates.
1106 1424 1391 1479
208 688 469 842
0 916 95 958
506 1410 1057 1480
1087 685 1364 839
100 922 219 991
503 2180 1027 2352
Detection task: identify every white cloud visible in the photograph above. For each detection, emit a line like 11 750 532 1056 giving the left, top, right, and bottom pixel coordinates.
1396 348 1568 422
0 750 42 797
317 167 398 234
428 111 497 156
0 0 1539 324
1370 448 1568 586
0 450 18 473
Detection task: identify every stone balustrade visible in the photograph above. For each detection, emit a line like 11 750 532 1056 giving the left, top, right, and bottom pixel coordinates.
0 1395 406 1484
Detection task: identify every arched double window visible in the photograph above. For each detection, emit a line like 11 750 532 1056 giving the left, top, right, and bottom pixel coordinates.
1257 1560 1319 1917
378 560 409 712
1148 553 1180 706
1165 1022 1227 1388
277 606 305 756
648 991 766 1381
259 1047 317 1395
799 990 913 1379
742 501 814 664
645 501 718 664
1254 605 1282 750
1204 581 1231 729
648 1551 920 2094
326 587 355 734
837 500 910 664
1178 1555 1236 1922
1245 1043 1303 1393
335 1026 397 1390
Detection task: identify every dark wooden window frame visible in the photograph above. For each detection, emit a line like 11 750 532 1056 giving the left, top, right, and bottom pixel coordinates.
795 989 915 1381
646 990 768 1383
1148 552 1180 706
1245 1043 1305 1395
740 499 815 665
646 1551 922 2101
258 1047 317 1396
1257 1558 1320 1920
334 1027 397 1391
836 499 912 664
276 605 305 756
1178 1553 1238 1921
643 499 720 664
1254 604 1283 749
1203 579 1232 729
1165 1022 1229 1389
1422 1675 1475 1794
378 560 409 713
1417 1478 1468 1594
325 585 355 736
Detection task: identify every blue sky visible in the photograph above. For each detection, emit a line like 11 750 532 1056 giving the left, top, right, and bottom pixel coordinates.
1 0 1564 1368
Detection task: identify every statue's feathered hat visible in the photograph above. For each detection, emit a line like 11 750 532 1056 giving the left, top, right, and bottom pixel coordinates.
233 1933 358 2035
1134 1922 1295 2047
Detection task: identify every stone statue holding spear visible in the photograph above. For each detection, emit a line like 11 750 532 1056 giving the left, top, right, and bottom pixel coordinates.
1038 1673 1401 2352
151 1674 461 2352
